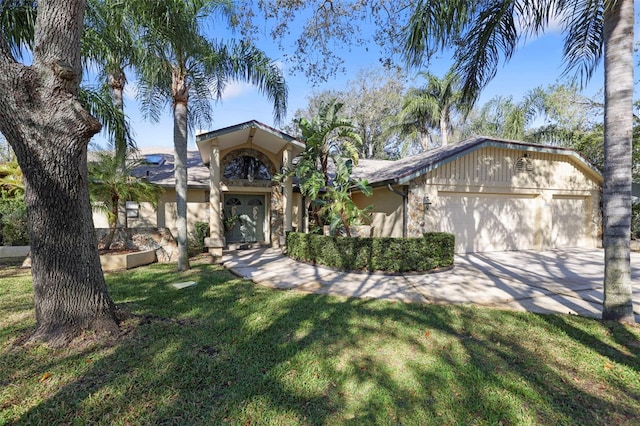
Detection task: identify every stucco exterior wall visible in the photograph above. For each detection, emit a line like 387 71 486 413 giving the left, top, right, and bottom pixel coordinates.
93 189 211 235
352 186 404 238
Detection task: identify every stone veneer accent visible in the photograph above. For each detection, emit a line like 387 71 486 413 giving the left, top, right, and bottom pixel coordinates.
95 227 178 263
270 185 284 246
407 176 429 238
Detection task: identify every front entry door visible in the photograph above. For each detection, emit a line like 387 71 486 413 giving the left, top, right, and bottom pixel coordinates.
223 194 266 243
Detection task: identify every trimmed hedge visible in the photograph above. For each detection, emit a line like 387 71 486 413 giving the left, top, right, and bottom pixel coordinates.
286 232 454 273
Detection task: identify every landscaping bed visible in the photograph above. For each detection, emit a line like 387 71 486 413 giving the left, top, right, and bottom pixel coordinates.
99 248 157 271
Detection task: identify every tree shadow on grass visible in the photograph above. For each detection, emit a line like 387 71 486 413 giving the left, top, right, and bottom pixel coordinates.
5 263 640 424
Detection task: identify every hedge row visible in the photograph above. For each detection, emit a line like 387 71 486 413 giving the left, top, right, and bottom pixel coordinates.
286 232 454 273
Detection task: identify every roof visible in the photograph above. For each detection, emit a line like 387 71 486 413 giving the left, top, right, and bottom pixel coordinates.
195 120 305 164
351 136 603 187
130 148 210 189
120 135 602 190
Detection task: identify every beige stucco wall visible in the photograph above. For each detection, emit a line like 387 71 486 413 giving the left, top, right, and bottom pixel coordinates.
409 146 601 253
109 189 210 234
352 186 404 238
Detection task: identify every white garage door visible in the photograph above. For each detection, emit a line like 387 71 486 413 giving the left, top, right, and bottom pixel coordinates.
551 197 585 248
438 193 539 253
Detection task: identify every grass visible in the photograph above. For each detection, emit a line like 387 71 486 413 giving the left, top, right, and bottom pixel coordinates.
1 259 640 425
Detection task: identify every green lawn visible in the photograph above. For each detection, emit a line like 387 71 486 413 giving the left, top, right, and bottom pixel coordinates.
2 259 640 425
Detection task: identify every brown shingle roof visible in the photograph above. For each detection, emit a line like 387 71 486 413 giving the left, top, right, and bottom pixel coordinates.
125 136 602 189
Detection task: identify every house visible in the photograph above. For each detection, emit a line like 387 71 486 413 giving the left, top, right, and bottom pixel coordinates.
94 120 602 255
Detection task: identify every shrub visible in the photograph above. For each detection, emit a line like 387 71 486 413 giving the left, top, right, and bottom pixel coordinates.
286 232 454 273
0 191 29 246
632 201 640 239
188 221 210 256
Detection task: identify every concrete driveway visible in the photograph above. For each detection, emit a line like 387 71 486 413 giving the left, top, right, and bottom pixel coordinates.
221 248 640 321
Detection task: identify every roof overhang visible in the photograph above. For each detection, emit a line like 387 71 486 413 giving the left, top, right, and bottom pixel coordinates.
389 137 603 186
195 120 305 165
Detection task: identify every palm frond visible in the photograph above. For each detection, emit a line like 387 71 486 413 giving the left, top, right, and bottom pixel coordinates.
206 39 288 124
79 85 134 150
560 0 604 87
0 0 35 60
403 0 476 67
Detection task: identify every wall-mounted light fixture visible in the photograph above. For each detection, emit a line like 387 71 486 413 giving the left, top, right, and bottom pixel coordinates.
423 196 432 211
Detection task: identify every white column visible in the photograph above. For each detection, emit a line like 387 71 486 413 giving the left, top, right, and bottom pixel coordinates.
283 144 293 235
205 140 224 257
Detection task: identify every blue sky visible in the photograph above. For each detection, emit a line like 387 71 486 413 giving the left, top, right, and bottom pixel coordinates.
94 6 638 151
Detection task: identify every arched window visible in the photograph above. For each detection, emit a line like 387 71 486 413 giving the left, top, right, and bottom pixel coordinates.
225 197 241 207
223 156 271 181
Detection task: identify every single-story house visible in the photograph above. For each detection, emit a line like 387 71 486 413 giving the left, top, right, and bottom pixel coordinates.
94 120 602 255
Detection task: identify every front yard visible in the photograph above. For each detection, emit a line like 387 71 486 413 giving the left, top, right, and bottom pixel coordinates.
1 261 640 425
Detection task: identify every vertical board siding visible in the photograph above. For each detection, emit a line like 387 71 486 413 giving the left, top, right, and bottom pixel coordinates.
425 147 596 190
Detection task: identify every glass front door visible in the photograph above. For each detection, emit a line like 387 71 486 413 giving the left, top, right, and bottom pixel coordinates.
223 194 265 243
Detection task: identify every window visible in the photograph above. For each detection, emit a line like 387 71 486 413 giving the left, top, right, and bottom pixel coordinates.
223 156 271 181
143 154 165 166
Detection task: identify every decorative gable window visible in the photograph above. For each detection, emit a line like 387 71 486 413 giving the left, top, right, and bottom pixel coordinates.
515 156 534 173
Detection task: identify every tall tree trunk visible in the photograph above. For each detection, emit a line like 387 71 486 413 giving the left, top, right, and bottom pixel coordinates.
439 103 451 146
173 81 190 271
108 70 127 168
602 0 635 322
419 128 430 151
0 0 119 345
102 193 119 250
108 70 128 232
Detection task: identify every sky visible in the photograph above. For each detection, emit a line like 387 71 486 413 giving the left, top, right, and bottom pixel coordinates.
92 4 640 151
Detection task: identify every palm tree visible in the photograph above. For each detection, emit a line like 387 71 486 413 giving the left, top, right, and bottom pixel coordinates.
293 99 364 234
395 86 438 151
394 70 467 151
462 88 546 141
134 0 287 271
82 0 138 168
296 99 362 185
405 0 635 322
0 160 23 196
89 152 163 250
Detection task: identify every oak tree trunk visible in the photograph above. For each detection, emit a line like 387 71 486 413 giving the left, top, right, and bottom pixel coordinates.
602 0 635 322
0 0 119 345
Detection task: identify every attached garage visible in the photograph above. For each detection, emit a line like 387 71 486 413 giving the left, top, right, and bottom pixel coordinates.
353 137 602 254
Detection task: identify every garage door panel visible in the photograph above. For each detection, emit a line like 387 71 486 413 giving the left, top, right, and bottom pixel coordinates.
551 197 584 248
439 193 538 253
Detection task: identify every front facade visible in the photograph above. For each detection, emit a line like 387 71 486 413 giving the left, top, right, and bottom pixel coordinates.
95 123 602 255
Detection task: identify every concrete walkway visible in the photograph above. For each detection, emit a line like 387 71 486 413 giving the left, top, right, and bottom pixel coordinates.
221 248 640 321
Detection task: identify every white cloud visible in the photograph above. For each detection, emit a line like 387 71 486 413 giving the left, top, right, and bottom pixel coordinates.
219 80 255 100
